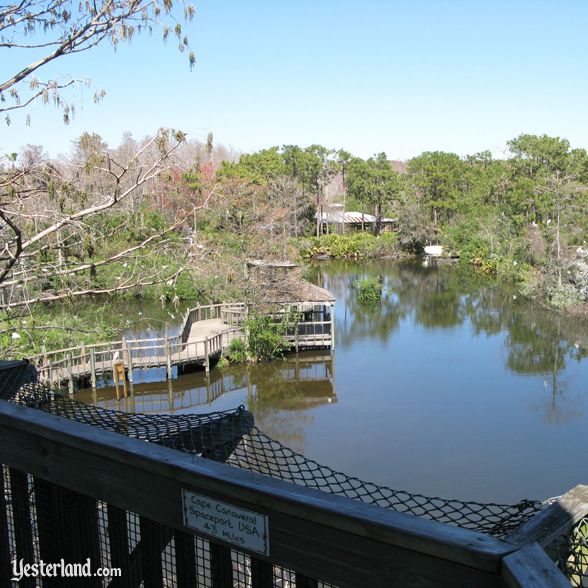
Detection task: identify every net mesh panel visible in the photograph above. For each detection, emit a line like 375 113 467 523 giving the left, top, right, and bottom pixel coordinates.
5 361 587 586
554 516 588 587
0 361 544 538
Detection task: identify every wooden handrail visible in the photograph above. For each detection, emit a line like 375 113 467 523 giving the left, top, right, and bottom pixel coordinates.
31 303 248 365
0 402 532 587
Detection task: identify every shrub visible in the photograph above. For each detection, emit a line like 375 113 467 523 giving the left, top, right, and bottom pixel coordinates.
354 276 383 304
228 338 248 363
299 233 398 259
246 315 290 362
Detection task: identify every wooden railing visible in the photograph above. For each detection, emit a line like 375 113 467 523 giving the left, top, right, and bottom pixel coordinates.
31 302 248 389
179 303 248 344
0 401 584 587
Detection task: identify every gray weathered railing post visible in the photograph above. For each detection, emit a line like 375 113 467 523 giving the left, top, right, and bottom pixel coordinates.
165 336 172 380
122 337 134 385
204 337 210 374
501 543 572 587
81 343 87 374
330 302 335 350
89 348 97 389
66 352 74 395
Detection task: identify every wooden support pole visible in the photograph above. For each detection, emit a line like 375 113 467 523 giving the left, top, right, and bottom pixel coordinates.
210 543 233 588
174 530 197 587
9 468 36 588
330 303 335 351
168 378 174 413
295 574 319 588
67 352 74 395
164 334 172 380
89 347 97 389
81 343 87 373
107 505 137 587
0 469 12 588
113 360 127 400
139 517 165 588
124 338 134 384
251 558 274 588
204 337 210 374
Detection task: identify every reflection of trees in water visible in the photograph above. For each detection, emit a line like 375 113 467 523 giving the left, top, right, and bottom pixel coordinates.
312 259 588 423
245 356 336 453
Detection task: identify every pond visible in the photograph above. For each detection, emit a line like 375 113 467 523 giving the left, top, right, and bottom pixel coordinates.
77 260 588 504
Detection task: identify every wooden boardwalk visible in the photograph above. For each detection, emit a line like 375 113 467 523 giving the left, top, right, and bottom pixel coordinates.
35 304 248 390
33 301 335 392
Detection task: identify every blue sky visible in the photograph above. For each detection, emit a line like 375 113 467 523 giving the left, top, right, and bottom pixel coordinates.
2 0 588 159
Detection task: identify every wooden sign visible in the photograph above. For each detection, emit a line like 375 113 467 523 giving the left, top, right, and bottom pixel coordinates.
113 360 127 399
182 490 270 556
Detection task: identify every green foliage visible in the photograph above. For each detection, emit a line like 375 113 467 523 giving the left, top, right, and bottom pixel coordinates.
354 276 383 304
218 147 287 185
216 356 229 369
548 283 583 310
346 153 400 233
300 233 398 259
1 306 120 358
228 338 248 363
246 314 297 362
407 151 465 224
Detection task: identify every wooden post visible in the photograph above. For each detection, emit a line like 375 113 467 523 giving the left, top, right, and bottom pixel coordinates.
81 343 87 373
167 378 174 413
113 360 127 400
251 558 274 588
210 543 233 588
204 337 210 374
330 303 335 351
89 347 97 389
174 530 196 587
9 469 36 588
165 335 172 380
67 352 74 395
48 359 53 385
0 468 12 588
123 337 134 384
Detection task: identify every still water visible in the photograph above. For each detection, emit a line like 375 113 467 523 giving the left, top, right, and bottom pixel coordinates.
78 260 588 504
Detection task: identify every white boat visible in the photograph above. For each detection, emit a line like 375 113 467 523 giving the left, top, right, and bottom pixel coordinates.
424 245 443 257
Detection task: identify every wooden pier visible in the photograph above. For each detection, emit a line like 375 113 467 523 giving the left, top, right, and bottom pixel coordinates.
33 304 247 390
32 302 335 392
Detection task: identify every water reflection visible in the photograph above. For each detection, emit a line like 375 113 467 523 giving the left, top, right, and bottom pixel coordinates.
77 352 336 453
313 260 588 384
78 260 588 501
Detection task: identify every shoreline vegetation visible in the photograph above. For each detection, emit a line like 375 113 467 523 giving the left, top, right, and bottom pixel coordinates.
2 134 588 358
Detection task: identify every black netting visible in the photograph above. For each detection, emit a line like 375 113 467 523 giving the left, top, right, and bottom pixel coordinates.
0 361 544 538
555 516 588 586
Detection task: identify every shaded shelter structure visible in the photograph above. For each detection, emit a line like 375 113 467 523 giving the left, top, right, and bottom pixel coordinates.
317 210 398 234
247 260 336 350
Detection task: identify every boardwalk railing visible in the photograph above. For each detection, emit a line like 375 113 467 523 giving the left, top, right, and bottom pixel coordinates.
33 303 248 390
179 303 248 345
0 401 585 587
31 301 337 390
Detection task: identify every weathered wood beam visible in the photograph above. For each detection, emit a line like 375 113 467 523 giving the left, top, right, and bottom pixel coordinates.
506 485 588 551
0 401 518 587
502 543 571 587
